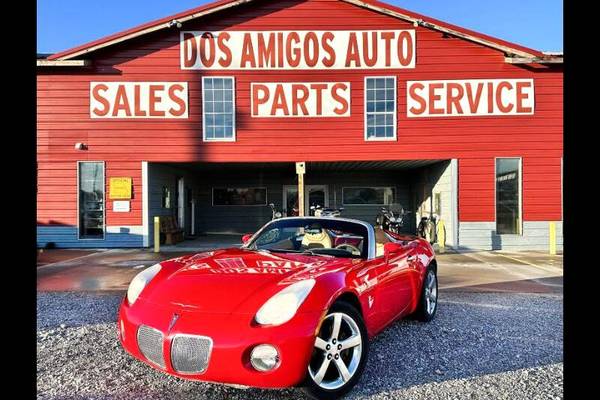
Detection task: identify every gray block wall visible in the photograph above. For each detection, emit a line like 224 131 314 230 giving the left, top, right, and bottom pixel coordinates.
458 221 563 251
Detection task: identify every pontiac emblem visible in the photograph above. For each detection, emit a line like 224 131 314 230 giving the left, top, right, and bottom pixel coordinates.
168 313 179 331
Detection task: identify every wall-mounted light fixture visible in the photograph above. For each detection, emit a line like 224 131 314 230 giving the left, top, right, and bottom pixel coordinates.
74 142 88 150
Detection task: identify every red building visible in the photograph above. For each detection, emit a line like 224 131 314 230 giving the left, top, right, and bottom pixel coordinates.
36 0 563 251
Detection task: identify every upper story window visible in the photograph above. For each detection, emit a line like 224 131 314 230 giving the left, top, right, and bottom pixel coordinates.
364 77 396 141
202 77 236 142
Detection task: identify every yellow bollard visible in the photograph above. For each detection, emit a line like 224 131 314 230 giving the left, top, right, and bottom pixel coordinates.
549 221 556 255
437 219 446 253
154 216 160 253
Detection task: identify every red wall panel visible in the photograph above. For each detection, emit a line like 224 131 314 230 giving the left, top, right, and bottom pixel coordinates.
37 0 563 226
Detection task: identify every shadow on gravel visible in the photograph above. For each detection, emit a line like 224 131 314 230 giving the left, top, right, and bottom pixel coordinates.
37 291 562 399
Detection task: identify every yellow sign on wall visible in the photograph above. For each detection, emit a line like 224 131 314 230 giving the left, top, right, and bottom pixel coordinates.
109 177 132 199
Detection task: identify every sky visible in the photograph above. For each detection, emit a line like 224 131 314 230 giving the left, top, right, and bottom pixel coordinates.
37 0 563 54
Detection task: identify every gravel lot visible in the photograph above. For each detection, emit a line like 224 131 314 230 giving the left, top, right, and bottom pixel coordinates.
37 291 563 399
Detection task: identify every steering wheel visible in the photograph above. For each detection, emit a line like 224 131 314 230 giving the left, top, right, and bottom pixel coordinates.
335 243 361 256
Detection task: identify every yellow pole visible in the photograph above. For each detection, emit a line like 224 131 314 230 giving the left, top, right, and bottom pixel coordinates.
549 221 556 255
154 216 160 253
298 173 305 217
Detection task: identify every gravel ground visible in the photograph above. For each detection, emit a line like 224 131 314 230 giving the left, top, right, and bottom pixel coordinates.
37 291 563 400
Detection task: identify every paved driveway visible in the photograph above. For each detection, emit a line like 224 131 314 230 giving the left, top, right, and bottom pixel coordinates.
37 244 563 294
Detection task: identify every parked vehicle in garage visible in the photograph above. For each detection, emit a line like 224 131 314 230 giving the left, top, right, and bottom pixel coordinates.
269 203 283 220
118 216 437 399
375 203 408 233
311 204 344 217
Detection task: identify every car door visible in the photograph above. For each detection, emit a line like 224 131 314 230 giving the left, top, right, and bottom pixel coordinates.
375 245 415 326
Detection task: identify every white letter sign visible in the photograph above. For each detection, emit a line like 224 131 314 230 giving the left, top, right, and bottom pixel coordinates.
407 79 534 117
181 30 415 70
251 82 351 117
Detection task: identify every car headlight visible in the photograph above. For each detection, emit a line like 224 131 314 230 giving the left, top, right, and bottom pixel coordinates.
126 263 162 305
255 279 315 326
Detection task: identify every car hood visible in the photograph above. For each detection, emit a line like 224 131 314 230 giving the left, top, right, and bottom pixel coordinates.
139 248 354 314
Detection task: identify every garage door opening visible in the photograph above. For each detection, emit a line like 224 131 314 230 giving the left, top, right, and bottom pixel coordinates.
145 160 457 249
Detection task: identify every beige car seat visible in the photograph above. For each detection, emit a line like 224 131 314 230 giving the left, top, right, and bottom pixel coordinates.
374 228 390 257
302 230 333 249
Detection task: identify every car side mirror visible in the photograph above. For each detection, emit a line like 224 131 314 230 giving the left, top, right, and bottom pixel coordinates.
383 242 404 256
241 233 254 244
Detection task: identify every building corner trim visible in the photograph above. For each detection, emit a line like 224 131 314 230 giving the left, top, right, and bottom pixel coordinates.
451 159 459 249
142 161 149 247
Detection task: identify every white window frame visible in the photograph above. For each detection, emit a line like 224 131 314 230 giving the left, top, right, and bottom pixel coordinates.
364 76 397 142
211 187 268 206
202 76 236 142
494 157 523 236
342 186 396 206
77 161 106 240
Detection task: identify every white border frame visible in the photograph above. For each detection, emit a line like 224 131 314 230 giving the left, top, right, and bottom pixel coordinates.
364 76 397 142
211 187 268 206
142 161 149 247
341 186 397 206
494 157 523 236
202 76 236 142
77 160 106 240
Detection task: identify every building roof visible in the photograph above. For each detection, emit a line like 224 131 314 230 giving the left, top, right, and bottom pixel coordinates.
46 0 557 62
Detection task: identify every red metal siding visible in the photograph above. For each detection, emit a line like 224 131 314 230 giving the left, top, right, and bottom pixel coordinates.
37 0 563 226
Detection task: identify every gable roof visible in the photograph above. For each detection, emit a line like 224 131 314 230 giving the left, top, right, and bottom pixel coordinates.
47 0 553 62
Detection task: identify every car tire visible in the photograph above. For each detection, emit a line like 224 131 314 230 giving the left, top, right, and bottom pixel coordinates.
302 301 369 400
413 266 438 322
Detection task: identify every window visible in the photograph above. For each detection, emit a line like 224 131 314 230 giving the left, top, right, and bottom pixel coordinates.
202 77 235 141
365 77 396 141
162 186 172 209
213 187 267 206
496 158 522 234
343 187 396 205
78 162 104 239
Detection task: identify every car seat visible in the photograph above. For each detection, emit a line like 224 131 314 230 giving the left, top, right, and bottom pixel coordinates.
302 230 333 249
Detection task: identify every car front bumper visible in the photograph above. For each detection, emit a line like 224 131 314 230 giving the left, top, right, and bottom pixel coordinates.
118 297 324 388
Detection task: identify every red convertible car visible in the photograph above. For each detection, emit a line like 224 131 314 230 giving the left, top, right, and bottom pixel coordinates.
118 217 438 399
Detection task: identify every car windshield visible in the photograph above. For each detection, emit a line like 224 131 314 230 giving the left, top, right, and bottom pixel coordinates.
245 218 369 259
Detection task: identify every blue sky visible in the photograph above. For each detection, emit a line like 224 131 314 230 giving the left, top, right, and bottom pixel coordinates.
37 0 562 54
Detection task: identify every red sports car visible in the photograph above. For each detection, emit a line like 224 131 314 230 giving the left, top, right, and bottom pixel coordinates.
118 217 438 399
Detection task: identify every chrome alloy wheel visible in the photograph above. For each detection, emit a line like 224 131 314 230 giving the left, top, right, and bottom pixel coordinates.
308 312 362 390
424 270 438 315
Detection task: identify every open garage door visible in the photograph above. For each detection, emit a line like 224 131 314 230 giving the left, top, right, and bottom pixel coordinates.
144 160 457 248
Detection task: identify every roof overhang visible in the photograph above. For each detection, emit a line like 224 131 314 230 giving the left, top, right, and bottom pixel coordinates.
46 0 549 62
36 59 91 67
504 56 563 64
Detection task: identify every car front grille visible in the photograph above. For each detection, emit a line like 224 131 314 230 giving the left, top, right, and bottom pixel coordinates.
137 325 165 368
170 334 213 374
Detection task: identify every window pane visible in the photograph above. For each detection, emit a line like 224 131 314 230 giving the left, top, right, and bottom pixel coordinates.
343 187 395 205
78 162 104 239
496 158 520 234
366 90 374 101
213 188 267 206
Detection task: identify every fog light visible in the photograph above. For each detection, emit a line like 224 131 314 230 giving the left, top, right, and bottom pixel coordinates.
250 344 280 372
